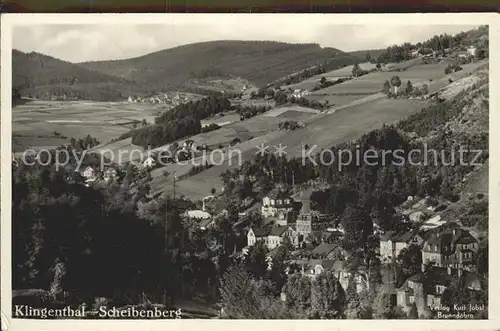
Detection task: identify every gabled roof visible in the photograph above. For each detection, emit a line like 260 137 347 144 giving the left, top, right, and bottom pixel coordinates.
312 242 339 256
251 227 270 237
269 225 291 237
395 231 416 243
82 165 95 171
331 260 348 272
381 231 397 241
423 228 477 254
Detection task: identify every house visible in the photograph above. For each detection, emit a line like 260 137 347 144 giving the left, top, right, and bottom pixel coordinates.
80 166 96 179
380 230 423 262
409 211 427 223
420 215 445 230
311 242 346 260
268 225 298 250
467 46 477 57
247 225 298 250
143 156 156 168
394 231 424 258
380 231 397 261
306 259 336 278
421 227 478 270
261 189 294 218
411 50 420 58
331 261 368 293
186 210 211 220
291 89 310 99
296 215 312 237
397 264 483 315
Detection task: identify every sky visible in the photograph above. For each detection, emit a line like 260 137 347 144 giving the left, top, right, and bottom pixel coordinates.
13 23 477 63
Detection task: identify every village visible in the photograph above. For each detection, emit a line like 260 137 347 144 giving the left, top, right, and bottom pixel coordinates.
10 23 489 320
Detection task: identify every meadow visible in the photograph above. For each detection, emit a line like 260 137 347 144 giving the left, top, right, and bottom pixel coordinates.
12 100 165 152
304 59 487 107
281 62 377 91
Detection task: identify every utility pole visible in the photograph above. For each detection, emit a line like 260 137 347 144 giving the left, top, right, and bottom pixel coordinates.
173 172 176 200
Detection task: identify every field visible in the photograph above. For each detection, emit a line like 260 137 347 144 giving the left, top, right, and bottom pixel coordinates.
155 97 427 199
12 100 165 152
265 105 321 117
281 62 377 91
184 77 253 94
90 137 146 164
304 59 488 107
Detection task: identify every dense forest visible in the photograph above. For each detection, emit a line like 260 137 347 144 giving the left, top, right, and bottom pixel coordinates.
121 95 231 149
79 41 358 90
12 50 148 101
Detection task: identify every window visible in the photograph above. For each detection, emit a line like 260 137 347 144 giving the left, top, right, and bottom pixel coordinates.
409 295 415 303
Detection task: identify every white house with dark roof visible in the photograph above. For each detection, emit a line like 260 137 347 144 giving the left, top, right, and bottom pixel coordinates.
261 189 294 219
80 166 96 179
247 225 298 250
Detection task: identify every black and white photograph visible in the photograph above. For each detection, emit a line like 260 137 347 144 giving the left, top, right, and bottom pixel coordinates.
1 14 498 329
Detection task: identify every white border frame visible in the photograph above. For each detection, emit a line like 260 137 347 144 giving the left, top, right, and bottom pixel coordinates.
1 13 499 331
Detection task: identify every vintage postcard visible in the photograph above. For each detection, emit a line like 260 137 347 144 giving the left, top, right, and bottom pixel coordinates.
1 13 499 331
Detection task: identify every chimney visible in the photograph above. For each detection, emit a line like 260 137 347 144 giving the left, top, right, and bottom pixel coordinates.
447 266 452 275
421 263 426 273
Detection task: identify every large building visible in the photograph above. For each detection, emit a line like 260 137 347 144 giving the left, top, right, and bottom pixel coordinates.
247 225 298 250
261 189 295 219
421 227 478 270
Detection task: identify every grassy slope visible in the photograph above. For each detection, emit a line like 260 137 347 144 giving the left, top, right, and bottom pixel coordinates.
79 40 359 90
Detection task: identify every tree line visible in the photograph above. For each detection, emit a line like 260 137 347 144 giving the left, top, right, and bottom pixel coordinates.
121 95 231 149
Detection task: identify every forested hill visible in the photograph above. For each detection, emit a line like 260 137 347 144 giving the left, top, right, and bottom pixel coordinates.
78 40 360 90
12 50 149 101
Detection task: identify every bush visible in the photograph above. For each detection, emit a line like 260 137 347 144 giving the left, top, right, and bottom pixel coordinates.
445 63 463 74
